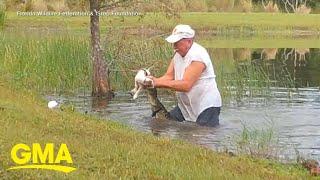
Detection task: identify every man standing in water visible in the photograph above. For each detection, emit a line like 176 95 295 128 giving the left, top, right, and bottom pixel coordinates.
148 24 222 127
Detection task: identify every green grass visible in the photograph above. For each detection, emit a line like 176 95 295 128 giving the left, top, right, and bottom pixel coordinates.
181 12 320 31
1 32 91 93
0 8 5 29
6 12 320 35
201 37 320 48
0 80 311 179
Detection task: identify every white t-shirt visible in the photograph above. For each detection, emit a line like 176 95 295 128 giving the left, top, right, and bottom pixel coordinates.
173 42 222 122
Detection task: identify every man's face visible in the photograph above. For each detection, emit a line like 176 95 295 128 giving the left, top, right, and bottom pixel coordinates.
173 38 192 57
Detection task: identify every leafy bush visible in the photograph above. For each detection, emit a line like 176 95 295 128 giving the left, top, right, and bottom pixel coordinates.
171 0 187 12
214 0 235 12
25 0 47 11
186 0 208 12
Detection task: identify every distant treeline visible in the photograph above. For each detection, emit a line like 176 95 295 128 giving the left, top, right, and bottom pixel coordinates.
4 0 320 13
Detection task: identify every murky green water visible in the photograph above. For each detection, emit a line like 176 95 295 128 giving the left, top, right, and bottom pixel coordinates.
48 40 320 162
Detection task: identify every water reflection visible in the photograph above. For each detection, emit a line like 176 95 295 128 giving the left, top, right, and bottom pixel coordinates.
259 48 309 62
212 48 320 88
233 48 251 61
261 48 278 60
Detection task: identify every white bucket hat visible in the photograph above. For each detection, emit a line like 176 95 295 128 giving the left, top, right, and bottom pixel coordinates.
165 24 195 43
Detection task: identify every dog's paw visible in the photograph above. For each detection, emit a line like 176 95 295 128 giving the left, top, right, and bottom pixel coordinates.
133 93 138 100
129 89 136 97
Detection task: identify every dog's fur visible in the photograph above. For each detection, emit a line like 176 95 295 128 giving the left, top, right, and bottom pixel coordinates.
131 68 153 99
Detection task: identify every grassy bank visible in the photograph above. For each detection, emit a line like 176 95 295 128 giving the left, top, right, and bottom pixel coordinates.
0 80 310 179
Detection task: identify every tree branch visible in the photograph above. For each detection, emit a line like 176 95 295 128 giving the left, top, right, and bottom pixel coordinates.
100 0 145 10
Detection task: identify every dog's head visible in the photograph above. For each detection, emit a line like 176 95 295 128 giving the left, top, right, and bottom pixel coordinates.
141 68 151 76
135 68 151 83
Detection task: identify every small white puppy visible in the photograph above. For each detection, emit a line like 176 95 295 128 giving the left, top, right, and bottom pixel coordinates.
131 68 153 99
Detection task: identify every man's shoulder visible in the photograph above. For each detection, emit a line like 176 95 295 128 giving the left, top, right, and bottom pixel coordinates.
191 42 207 53
189 42 209 57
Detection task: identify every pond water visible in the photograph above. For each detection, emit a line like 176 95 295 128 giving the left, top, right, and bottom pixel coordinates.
48 47 320 162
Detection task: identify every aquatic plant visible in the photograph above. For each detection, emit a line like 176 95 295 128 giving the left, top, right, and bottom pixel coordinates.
234 120 281 159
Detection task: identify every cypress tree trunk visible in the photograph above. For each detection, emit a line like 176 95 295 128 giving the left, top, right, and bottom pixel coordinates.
89 0 112 97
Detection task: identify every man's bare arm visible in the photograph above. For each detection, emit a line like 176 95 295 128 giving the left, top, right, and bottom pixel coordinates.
155 60 174 81
153 61 205 92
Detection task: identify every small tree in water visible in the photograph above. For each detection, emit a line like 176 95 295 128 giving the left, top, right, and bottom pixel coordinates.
90 0 134 97
89 0 111 97
89 0 178 97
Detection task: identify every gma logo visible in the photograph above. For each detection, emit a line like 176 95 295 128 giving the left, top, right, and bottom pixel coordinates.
7 143 76 173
